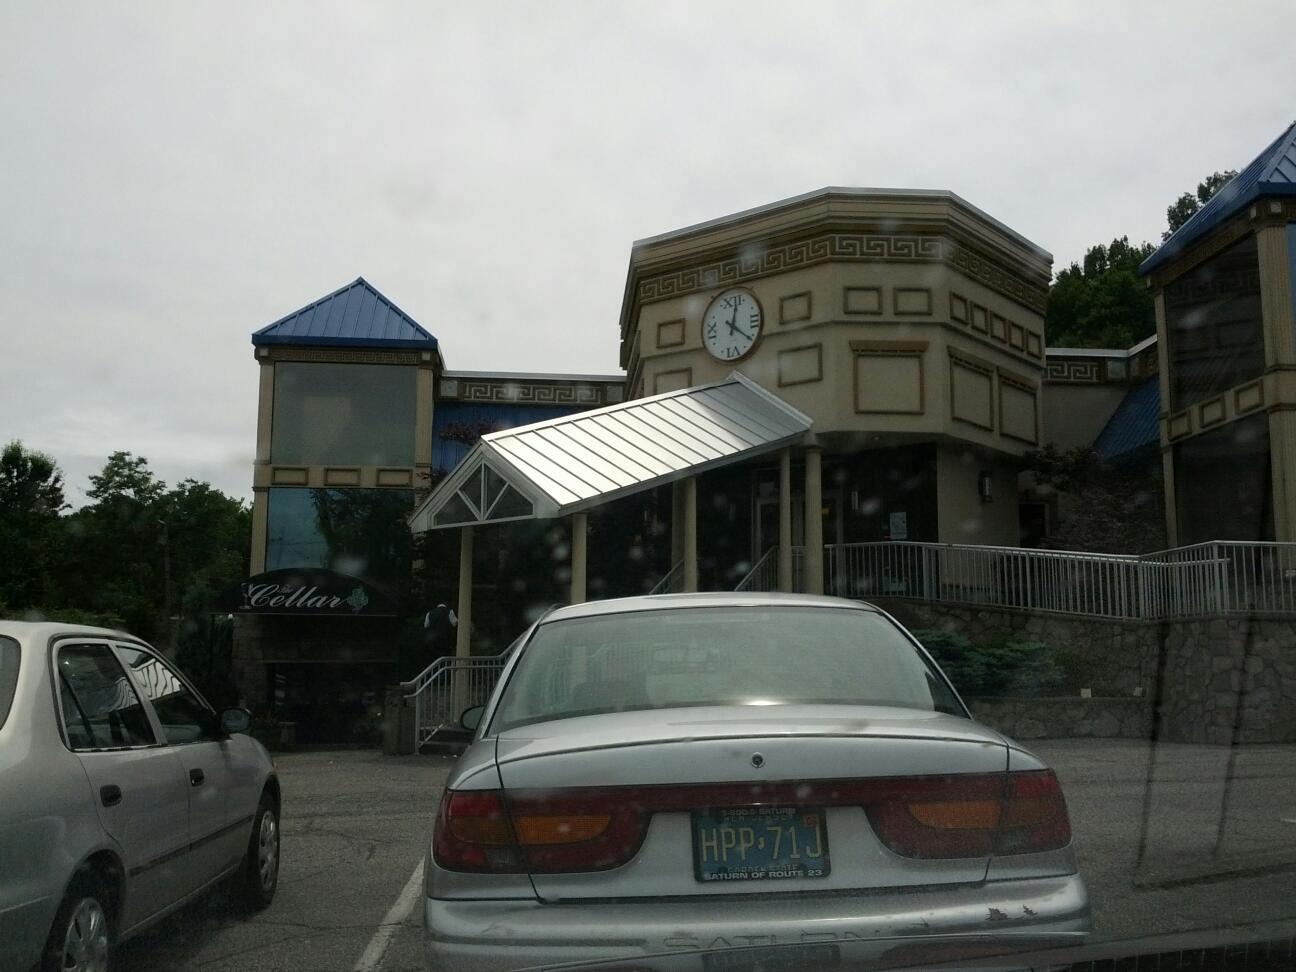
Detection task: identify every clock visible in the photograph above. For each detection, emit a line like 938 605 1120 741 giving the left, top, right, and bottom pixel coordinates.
702 289 762 362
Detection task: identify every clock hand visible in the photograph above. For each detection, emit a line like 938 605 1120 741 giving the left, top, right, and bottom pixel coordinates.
730 323 753 341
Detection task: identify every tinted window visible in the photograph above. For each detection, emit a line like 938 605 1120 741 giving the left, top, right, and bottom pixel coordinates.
0 637 18 730
491 607 963 733
271 361 416 465
58 644 156 750
1164 234 1264 412
1173 412 1274 544
116 646 215 744
265 487 414 584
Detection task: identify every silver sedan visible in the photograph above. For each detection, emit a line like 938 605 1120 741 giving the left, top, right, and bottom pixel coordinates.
424 593 1090 972
0 622 281 972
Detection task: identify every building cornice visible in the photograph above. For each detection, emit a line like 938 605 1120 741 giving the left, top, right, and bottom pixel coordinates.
618 194 1053 369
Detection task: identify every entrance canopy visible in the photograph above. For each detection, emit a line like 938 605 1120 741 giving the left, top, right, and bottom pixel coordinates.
409 372 812 532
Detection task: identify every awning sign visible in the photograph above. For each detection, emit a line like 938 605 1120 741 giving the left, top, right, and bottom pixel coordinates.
217 569 398 616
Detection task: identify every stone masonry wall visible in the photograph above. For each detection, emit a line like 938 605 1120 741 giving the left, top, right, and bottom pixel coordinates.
870 598 1296 744
873 598 1157 697
967 697 1152 740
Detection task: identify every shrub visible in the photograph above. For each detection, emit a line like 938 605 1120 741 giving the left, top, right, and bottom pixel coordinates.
911 629 1064 698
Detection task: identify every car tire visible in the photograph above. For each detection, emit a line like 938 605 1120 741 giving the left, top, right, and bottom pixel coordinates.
42 873 113 972
234 791 280 913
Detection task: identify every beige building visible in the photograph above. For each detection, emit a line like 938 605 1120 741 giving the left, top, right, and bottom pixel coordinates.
617 187 1052 550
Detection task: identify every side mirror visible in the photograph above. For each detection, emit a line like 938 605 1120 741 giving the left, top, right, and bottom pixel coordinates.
460 705 485 733
220 707 252 735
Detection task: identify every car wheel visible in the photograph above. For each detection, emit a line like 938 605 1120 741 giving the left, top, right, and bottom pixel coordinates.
43 875 112 972
234 791 280 912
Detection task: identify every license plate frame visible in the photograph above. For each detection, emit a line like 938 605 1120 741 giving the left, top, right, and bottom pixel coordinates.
691 805 830 883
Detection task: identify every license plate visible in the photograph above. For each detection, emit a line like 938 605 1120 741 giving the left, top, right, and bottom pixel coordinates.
691 806 830 883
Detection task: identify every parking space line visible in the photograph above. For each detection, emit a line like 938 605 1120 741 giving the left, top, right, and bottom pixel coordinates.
353 859 425 972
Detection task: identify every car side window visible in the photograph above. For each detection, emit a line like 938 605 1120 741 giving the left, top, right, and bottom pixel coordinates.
57 643 157 750
115 645 217 745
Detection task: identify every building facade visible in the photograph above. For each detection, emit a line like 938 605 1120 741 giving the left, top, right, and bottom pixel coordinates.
231 278 621 740
1140 122 1296 546
234 126 1296 739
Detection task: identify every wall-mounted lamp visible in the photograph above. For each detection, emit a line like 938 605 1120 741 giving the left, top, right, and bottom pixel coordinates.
978 470 993 504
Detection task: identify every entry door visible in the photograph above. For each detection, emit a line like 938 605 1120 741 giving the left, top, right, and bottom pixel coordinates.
754 491 845 585
115 645 263 891
55 643 191 928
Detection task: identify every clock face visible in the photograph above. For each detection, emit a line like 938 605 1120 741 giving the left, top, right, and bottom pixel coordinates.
702 289 762 362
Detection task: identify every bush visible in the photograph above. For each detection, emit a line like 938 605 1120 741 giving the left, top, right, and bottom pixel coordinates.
911 629 1066 698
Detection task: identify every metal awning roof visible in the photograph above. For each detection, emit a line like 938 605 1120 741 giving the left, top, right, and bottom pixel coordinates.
409 372 812 532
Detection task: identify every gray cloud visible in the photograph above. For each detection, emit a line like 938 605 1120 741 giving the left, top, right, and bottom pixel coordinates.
2 0 1293 504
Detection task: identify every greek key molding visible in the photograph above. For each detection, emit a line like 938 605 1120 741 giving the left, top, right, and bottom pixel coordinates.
1045 360 1103 383
946 243 1048 313
456 381 609 405
636 232 1047 315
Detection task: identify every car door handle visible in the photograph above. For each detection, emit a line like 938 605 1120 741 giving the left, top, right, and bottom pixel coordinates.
100 785 122 807
189 768 205 787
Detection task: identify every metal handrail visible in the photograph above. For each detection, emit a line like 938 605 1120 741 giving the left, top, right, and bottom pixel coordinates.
403 654 508 749
734 546 779 592
806 540 1296 620
648 561 685 595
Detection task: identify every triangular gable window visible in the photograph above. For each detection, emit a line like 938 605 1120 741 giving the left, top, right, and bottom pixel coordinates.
430 459 534 526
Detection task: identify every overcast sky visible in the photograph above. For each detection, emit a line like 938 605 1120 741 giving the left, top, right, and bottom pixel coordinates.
2 1 1293 505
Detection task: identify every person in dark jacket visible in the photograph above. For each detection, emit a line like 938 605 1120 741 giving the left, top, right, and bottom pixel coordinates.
423 602 458 660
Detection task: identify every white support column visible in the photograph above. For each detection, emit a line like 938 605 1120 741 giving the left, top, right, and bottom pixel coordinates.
778 448 793 592
571 512 588 604
804 447 824 595
455 525 474 658
683 476 699 592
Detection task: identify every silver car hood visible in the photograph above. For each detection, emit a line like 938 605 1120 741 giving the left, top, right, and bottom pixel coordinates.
493 704 1007 766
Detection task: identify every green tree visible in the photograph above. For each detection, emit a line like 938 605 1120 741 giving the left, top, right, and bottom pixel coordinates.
0 441 68 608
57 452 168 639
1163 170 1239 240
1044 237 1157 348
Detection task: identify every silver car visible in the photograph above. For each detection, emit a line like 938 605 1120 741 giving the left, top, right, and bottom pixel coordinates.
424 594 1090 972
0 622 281 972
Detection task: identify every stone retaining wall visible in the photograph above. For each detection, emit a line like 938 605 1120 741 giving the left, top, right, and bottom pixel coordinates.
968 697 1152 740
871 597 1296 744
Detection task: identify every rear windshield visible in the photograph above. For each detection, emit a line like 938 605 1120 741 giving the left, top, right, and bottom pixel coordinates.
0 637 19 730
490 606 963 733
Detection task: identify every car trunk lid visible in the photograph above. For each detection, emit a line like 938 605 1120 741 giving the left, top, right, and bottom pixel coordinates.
492 704 1009 901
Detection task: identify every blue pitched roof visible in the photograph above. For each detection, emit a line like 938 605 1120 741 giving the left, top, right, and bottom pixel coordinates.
1093 377 1161 463
252 277 438 351
1142 121 1296 276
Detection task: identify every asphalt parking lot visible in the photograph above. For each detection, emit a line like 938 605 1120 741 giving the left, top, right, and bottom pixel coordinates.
113 741 1296 971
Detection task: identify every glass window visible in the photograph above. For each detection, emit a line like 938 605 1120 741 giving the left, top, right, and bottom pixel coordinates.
490 606 963 733
265 487 414 584
0 637 18 730
58 644 156 750
1164 234 1264 412
116 646 215 745
1173 413 1274 545
271 362 416 466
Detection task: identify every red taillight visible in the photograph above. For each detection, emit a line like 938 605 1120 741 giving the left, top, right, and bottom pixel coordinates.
432 788 648 873
865 774 1005 858
432 770 1072 874
995 769 1072 855
433 790 524 872
865 770 1071 859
